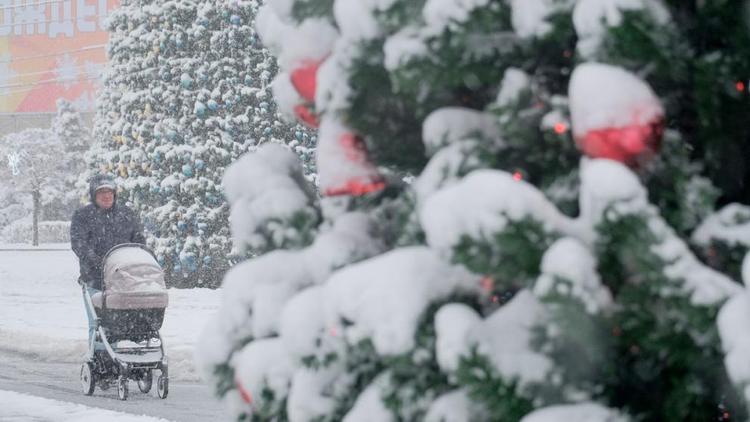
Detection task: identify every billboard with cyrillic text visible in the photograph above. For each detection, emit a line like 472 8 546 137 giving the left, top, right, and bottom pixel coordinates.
0 0 118 113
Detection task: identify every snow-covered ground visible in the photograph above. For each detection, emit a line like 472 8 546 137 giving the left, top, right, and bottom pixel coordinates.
0 245 221 381
0 389 171 422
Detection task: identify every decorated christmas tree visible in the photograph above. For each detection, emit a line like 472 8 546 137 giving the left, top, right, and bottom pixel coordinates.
87 0 313 287
199 1 750 421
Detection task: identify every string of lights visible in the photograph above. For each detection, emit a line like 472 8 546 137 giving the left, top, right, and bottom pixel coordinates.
0 0 64 11
0 13 110 32
0 62 165 97
0 74 101 92
0 62 105 80
0 44 106 64
0 77 101 98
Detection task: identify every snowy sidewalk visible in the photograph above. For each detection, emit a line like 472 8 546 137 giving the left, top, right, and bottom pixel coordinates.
0 243 71 251
0 245 221 381
0 389 172 421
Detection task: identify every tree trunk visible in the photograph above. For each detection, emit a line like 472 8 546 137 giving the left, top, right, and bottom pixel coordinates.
32 190 40 246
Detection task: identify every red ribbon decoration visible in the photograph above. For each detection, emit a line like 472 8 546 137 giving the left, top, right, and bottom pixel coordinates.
293 104 320 128
577 118 664 166
290 60 322 103
324 180 386 196
322 133 386 196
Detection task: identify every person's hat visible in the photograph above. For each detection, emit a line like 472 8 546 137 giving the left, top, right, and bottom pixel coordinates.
95 181 116 192
92 175 116 192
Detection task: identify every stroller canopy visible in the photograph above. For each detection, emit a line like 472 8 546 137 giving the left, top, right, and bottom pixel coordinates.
103 245 166 294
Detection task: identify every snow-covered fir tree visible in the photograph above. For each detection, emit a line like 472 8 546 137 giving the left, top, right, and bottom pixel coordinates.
51 99 91 219
87 0 314 287
0 128 65 245
199 1 750 421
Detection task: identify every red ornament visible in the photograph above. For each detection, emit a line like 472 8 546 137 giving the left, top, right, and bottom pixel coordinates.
577 118 664 165
338 133 371 164
293 104 320 128
290 60 322 103
236 378 253 405
325 180 386 196
569 63 665 166
318 124 386 197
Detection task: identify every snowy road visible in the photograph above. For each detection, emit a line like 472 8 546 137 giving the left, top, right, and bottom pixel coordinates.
0 246 227 420
0 349 224 421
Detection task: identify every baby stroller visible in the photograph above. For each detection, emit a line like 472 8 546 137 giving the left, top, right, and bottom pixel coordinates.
80 243 169 400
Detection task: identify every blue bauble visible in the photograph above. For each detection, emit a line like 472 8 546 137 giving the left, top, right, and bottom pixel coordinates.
187 255 197 266
194 101 207 117
203 256 212 264
166 130 178 141
180 73 193 89
263 127 272 135
173 264 182 273
151 185 160 194
230 14 241 25
182 164 194 177
177 221 187 231
195 159 205 170
244 74 252 85
295 131 303 141
207 99 219 111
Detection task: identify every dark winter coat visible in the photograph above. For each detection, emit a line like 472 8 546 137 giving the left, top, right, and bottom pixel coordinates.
70 177 146 290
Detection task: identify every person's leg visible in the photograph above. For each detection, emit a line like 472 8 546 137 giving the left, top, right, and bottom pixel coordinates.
82 285 102 352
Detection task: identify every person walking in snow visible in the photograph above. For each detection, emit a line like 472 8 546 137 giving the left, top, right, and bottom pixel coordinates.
70 174 146 345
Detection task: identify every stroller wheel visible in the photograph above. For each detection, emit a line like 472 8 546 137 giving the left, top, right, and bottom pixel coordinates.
138 370 153 394
80 362 95 396
117 376 129 401
157 374 168 399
